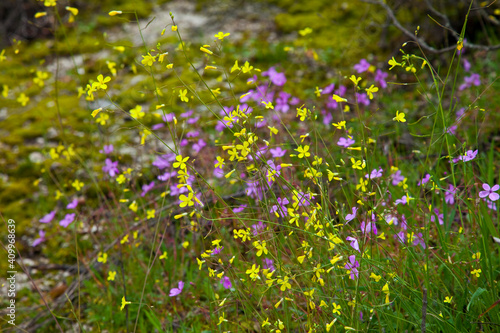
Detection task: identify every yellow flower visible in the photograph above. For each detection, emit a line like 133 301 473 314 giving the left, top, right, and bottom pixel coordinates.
178 89 189 102
444 296 453 303
91 108 102 118
471 269 481 277
370 272 382 282
171 25 178 31
332 94 347 103
65 6 79 16
277 276 291 291
129 201 138 212
261 101 274 109
200 47 213 55
179 192 194 207
231 60 241 73
108 271 116 281
215 156 224 168
120 296 131 311
214 31 230 40
97 252 108 264
72 180 84 191
332 302 341 315
173 155 189 170
35 12 47 18
246 264 260 281
296 145 311 159
298 27 312 36
393 110 406 122
388 57 401 70
349 75 361 86
96 74 111 90
365 84 378 100
96 113 109 125
159 251 168 260
121 234 129 244
241 61 253 73
332 121 346 129
17 93 29 106
109 10 123 16
217 312 227 325
146 209 155 219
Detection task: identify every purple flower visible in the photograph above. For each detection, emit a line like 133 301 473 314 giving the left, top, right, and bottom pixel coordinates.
186 130 199 138
102 158 119 177
447 125 457 135
251 221 266 236
356 92 370 106
66 199 78 209
162 113 175 122
375 69 388 89
264 258 276 271
180 110 193 118
211 246 224 255
158 171 177 181
345 207 358 223
233 204 247 213
220 276 232 289
32 230 46 247
141 181 155 197
360 221 377 235
463 59 471 71
459 73 481 91
59 213 76 228
187 116 200 124
412 232 426 249
213 168 224 178
395 195 408 206
153 154 175 170
353 59 370 73
99 144 114 154
391 170 404 186
322 83 335 95
192 139 206 153
384 214 398 226
463 149 478 162
479 183 500 201
418 174 431 186
152 123 164 130
322 110 333 126
275 91 291 113
445 185 456 205
395 230 406 244
430 208 444 225
270 197 289 217
245 180 263 200
270 147 287 158
40 210 56 223
337 137 355 148
344 255 360 280
365 168 383 179
262 67 287 86
169 281 184 297
346 236 360 252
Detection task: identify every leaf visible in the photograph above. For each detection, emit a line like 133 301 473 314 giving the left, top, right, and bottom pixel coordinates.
467 287 486 312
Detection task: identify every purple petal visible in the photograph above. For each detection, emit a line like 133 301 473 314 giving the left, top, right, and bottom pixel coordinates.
489 193 500 201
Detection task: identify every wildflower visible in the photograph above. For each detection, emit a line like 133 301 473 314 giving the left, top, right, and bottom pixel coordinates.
365 84 378 99
241 61 253 73
459 73 481 91
159 251 168 260
32 230 46 247
444 296 453 303
169 281 184 296
59 213 76 228
66 198 78 209
178 89 189 102
253 240 268 257
353 59 370 73
296 145 311 158
173 155 189 170
262 66 287 86
388 57 402 70
35 12 47 18
360 221 377 235
102 158 119 177
130 105 144 119
179 192 194 207
366 167 383 179
382 283 390 303
120 296 131 311
246 264 260 281
95 74 111 90
346 236 360 252
393 110 406 122
277 276 292 291
109 10 122 16
344 255 360 280
17 93 29 106
332 302 341 315
345 207 358 222
445 185 456 205
108 271 116 281
349 75 362 86
40 210 56 223
220 276 232 289
299 27 312 36
338 137 355 148
479 183 500 201
332 94 347 102
375 69 388 88
471 269 482 277
214 31 230 40
370 272 382 282
351 158 365 170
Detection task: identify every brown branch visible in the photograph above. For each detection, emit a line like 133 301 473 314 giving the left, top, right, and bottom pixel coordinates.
362 0 500 53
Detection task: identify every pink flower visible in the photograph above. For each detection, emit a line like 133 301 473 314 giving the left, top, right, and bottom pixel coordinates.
67 198 78 209
479 183 500 201
346 236 360 252
337 137 355 148
40 210 56 223
169 281 184 297
345 207 358 223
220 276 232 289
59 213 76 228
32 230 46 247
353 59 370 73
